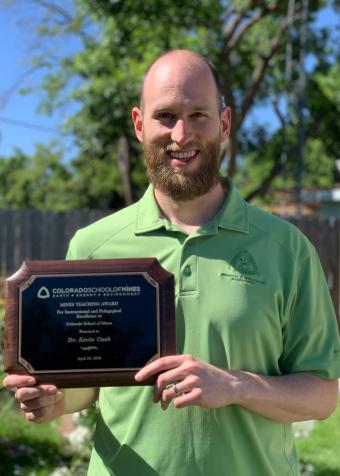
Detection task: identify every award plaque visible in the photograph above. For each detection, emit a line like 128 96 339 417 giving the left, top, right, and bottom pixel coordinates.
3 259 175 387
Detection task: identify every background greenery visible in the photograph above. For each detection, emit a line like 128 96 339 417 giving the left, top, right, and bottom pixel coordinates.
297 405 340 476
1 0 339 210
0 298 93 475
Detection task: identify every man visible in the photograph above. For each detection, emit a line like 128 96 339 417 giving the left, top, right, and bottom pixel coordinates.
4 50 340 476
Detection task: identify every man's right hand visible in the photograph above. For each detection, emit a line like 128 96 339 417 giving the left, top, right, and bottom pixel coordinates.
3 374 64 423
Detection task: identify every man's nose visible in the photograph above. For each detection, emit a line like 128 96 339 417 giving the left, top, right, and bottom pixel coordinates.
171 119 192 145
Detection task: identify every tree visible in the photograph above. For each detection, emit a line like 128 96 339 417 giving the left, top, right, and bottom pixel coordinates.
4 0 339 209
0 144 77 210
237 32 340 203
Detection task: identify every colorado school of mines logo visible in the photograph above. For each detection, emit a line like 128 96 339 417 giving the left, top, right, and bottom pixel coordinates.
37 286 50 299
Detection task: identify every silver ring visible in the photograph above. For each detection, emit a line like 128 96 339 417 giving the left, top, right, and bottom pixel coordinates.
171 382 181 396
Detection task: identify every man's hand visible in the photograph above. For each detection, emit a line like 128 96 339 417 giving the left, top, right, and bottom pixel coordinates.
135 354 239 410
3 375 64 423
135 355 338 422
3 375 98 423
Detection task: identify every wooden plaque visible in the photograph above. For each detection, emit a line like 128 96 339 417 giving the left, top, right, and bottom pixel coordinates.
3 259 175 388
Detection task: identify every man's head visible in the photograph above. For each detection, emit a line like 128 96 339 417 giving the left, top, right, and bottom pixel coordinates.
132 49 231 201
140 51 225 113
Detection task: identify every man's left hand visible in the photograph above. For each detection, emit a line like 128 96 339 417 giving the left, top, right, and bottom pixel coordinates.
135 354 239 410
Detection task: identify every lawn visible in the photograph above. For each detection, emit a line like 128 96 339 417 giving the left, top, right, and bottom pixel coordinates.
297 400 340 476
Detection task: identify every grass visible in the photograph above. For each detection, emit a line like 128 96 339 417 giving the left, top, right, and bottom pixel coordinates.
296 401 340 476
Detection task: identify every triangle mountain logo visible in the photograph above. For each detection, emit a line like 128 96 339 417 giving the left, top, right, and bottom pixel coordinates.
37 286 50 299
231 250 258 276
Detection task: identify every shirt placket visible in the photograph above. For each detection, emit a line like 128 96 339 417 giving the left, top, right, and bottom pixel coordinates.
179 238 197 296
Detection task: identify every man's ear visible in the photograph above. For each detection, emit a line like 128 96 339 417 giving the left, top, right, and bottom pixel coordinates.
220 107 231 143
131 107 143 143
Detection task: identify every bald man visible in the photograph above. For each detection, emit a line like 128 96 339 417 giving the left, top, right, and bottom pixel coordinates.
4 50 340 476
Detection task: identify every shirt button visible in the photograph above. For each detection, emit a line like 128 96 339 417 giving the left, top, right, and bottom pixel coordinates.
183 265 192 276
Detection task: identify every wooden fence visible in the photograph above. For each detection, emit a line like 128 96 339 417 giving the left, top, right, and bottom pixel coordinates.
288 215 340 331
0 209 110 277
0 209 339 327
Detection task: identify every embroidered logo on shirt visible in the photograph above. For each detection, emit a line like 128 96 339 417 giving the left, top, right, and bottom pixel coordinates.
231 250 258 275
222 250 265 285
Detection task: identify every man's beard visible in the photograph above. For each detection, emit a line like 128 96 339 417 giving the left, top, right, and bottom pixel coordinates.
143 139 222 201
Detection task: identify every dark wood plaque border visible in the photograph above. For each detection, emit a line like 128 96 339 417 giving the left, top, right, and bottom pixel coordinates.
3 258 176 387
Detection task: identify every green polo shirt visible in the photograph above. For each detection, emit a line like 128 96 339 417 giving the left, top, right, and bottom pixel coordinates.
67 179 340 476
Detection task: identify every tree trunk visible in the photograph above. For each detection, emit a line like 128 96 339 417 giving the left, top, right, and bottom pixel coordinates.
244 158 284 202
226 118 239 177
117 134 133 205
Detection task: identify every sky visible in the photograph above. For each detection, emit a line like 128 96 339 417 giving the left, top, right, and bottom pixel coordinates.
0 2 339 160
0 2 79 159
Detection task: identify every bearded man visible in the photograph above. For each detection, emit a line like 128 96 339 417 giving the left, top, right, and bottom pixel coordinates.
4 49 340 476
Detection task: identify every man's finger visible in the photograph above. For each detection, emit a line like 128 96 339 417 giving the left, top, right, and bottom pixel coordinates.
3 375 36 389
25 404 57 423
172 387 203 409
15 385 59 403
135 355 183 382
20 391 63 412
153 368 188 402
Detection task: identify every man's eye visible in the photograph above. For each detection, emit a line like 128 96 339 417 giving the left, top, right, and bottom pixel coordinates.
191 112 206 119
157 112 175 120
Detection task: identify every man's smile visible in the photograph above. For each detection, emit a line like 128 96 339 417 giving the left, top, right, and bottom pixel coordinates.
167 150 199 166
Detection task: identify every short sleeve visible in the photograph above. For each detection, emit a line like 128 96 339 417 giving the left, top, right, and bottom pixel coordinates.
280 244 340 379
65 236 77 260
65 230 83 260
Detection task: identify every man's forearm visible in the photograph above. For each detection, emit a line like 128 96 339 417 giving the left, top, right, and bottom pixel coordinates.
231 371 338 423
135 355 339 420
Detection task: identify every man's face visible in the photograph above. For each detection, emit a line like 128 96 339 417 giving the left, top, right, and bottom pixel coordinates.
132 57 231 201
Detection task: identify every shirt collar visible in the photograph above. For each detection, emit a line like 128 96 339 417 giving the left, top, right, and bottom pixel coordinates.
134 184 165 234
216 178 249 234
134 178 249 235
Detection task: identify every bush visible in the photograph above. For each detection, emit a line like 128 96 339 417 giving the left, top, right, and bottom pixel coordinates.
0 410 68 476
297 401 340 475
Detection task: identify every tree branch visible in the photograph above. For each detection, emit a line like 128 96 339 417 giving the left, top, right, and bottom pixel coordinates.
222 0 258 41
117 134 133 205
36 0 74 23
35 0 92 42
223 10 245 43
238 17 290 129
245 97 289 202
244 157 284 202
227 2 281 50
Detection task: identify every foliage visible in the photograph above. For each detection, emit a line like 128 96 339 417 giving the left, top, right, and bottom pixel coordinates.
296 401 340 475
0 409 67 476
0 293 91 475
0 144 77 210
2 0 340 210
236 57 340 202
